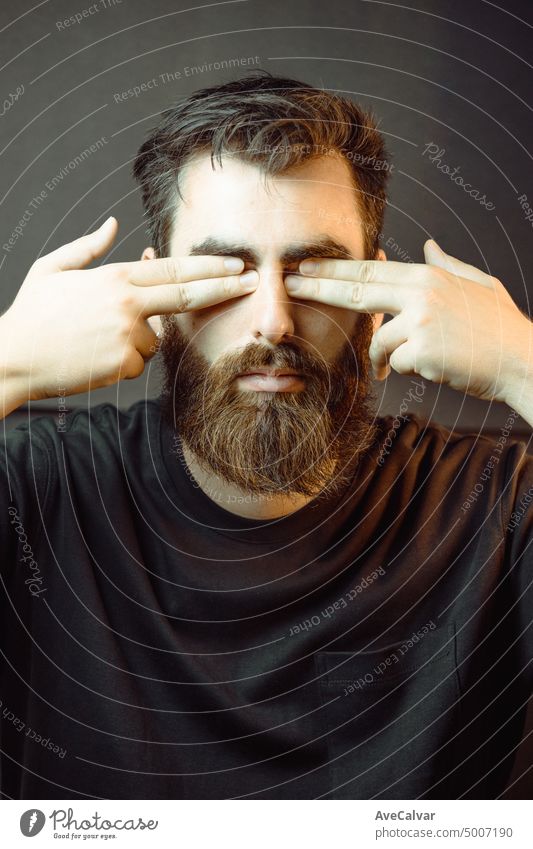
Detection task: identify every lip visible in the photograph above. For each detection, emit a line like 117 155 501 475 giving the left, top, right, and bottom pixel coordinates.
238 368 302 377
235 369 305 392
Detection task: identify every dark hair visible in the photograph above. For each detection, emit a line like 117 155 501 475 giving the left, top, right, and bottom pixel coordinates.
132 70 392 259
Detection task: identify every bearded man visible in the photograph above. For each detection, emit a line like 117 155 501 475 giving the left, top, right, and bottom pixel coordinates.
1 71 532 800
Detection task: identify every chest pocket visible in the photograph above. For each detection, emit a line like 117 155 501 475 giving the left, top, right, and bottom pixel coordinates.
314 622 464 799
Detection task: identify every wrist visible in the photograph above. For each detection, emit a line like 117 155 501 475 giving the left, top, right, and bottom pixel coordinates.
0 313 32 418
503 314 533 427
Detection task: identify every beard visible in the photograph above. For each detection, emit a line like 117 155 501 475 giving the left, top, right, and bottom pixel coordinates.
158 316 378 500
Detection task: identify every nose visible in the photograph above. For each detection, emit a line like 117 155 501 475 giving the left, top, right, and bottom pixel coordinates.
248 267 295 345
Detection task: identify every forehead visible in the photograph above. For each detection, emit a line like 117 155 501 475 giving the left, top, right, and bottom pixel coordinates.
169 151 366 258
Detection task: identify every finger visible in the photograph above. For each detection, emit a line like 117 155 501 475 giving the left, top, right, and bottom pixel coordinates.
133 319 160 360
388 340 420 376
138 270 259 317
30 217 118 276
285 274 405 315
369 316 409 375
297 256 429 287
389 339 443 383
423 239 494 287
126 255 245 287
100 318 158 363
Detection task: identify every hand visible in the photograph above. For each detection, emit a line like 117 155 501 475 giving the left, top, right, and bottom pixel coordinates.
0 217 258 403
285 239 533 407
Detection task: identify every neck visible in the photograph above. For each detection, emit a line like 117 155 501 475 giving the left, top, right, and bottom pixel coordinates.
181 440 317 520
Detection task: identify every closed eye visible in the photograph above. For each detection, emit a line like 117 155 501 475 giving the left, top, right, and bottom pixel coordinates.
241 262 302 274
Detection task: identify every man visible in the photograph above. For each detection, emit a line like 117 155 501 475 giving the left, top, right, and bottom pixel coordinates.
1 71 532 800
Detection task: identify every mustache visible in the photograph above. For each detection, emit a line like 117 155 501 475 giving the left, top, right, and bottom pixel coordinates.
166 335 366 387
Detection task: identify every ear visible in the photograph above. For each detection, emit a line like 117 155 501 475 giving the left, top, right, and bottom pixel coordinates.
141 247 162 335
372 248 387 333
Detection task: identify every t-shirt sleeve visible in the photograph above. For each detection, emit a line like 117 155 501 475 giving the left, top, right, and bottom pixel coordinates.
1 416 52 589
500 437 533 687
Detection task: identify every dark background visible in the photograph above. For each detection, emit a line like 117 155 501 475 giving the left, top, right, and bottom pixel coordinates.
1 0 532 796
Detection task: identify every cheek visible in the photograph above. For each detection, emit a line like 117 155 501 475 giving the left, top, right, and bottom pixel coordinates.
174 305 240 359
296 305 359 356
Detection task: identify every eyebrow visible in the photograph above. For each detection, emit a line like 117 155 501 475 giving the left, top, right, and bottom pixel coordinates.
187 235 356 266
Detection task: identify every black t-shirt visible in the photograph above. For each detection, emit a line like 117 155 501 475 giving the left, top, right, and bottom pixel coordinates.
1 399 532 800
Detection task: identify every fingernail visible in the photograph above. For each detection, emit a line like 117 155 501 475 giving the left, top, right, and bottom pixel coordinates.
299 260 319 274
239 270 258 288
285 274 302 291
224 257 244 272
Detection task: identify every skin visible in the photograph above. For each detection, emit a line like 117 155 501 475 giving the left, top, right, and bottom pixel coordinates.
141 152 387 518
283 242 533 420
0 224 259 417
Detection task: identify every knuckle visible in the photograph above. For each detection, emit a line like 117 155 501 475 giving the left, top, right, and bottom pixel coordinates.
174 284 192 313
223 275 234 296
116 290 138 313
419 365 439 382
358 261 375 284
414 288 440 316
410 307 430 328
350 282 364 304
164 256 181 281
426 287 444 308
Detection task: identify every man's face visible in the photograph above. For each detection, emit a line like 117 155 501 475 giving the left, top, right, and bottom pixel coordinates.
147 152 386 497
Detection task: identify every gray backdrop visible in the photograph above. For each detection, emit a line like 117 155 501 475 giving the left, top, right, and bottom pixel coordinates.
1 0 532 796
1 0 533 435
